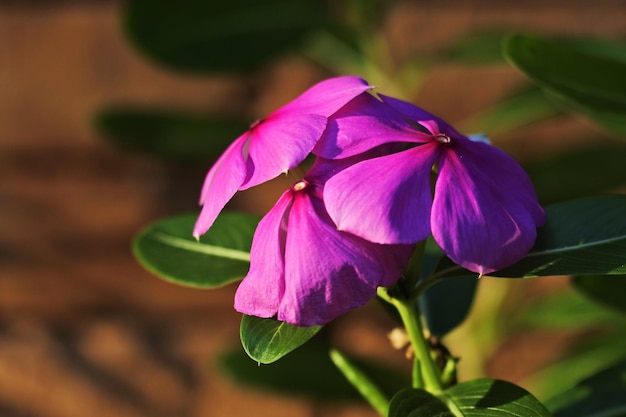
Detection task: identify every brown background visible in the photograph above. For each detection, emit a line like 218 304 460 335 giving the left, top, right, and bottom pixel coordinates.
2 1 625 416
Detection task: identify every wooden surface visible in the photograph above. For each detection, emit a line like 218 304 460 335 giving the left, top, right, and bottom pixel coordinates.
1 1 624 415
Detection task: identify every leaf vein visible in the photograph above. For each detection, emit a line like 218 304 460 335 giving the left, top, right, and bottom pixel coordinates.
153 232 251 261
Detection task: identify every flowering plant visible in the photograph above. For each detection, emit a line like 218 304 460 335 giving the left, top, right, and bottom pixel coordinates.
98 2 626 416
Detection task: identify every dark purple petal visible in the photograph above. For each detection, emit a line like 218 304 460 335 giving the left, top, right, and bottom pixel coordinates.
314 93 428 159
241 113 327 189
277 191 412 326
274 75 372 117
193 135 248 237
432 137 545 274
233 190 292 318
324 144 439 244
379 94 463 138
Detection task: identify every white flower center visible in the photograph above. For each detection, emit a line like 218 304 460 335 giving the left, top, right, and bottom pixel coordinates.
436 134 451 144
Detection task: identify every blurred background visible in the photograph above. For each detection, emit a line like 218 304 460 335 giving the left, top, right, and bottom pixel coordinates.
2 1 626 416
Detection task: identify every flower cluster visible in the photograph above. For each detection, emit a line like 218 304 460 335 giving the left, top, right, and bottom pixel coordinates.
194 76 545 326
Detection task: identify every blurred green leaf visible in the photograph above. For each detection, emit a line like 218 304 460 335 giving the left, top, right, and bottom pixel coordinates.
123 0 329 73
503 34 626 137
419 275 478 337
544 90 626 137
440 31 509 64
556 37 626 62
493 195 626 278
95 107 249 161
503 34 626 112
462 86 560 136
512 287 626 401
572 275 626 314
523 334 626 404
409 240 478 337
133 212 258 288
513 286 624 330
525 145 626 205
218 341 356 400
219 341 409 401
545 360 626 417
240 315 322 364
329 349 391 415
389 379 552 417
570 105 626 137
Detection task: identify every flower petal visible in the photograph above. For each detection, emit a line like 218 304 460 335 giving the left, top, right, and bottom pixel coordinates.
275 75 372 117
233 190 292 318
379 95 445 129
432 137 545 274
314 93 427 159
193 135 248 237
277 192 412 326
241 113 327 189
324 144 439 244
378 94 470 140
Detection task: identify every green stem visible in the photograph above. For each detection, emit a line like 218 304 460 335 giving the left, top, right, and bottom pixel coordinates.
412 357 424 389
378 287 444 394
329 349 389 416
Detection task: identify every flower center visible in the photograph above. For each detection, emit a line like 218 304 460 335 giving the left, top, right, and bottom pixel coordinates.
436 133 451 144
292 180 308 192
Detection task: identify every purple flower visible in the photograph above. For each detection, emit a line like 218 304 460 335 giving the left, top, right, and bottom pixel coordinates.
193 76 372 238
322 95 545 275
234 158 414 326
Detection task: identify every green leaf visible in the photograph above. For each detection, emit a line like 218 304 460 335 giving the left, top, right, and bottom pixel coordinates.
515 288 626 401
218 341 356 401
503 34 626 137
419 275 478 337
389 379 552 417
329 349 391 415
440 31 509 65
543 90 626 138
525 145 626 205
462 86 560 136
572 106 626 137
556 37 626 63
415 239 479 337
503 34 626 112
545 360 626 417
572 275 626 313
133 212 258 288
522 333 626 403
123 0 328 73
493 195 626 278
240 315 322 364
514 286 625 330
570 105 626 137
218 342 409 402
95 107 249 161
389 388 451 417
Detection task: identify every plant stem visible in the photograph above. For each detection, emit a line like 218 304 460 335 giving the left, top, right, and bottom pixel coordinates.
412 357 424 389
379 287 443 393
329 349 389 417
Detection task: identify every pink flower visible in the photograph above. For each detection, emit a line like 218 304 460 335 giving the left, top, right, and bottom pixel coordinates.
234 158 414 326
193 76 372 238
321 95 545 275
